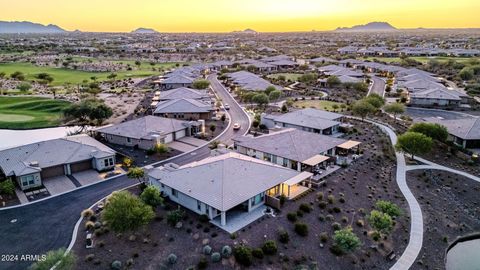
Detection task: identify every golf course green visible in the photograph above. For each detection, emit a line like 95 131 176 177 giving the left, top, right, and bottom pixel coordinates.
0 96 71 129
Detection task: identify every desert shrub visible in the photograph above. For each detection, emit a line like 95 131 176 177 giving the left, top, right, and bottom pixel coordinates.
333 228 361 254
318 201 327 209
278 230 290 244
320 232 329 243
81 209 94 218
85 221 95 230
356 219 365 227
140 185 163 207
85 254 95 262
0 179 15 195
327 195 335 204
299 203 312 213
317 192 324 200
252 248 264 259
167 253 177 264
211 252 221 262
111 260 122 269
199 214 210 223
221 245 232 258
332 222 341 231
279 194 287 206
203 245 212 255
318 214 325 222
197 257 208 269
234 246 253 266
166 209 185 226
333 207 342 213
375 200 402 217
287 212 297 222
294 222 309 236
262 240 278 255
341 216 348 223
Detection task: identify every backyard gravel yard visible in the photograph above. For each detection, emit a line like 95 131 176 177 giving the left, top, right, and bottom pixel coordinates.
73 120 409 270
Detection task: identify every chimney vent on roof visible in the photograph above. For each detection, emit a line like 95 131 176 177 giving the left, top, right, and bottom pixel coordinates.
29 161 39 167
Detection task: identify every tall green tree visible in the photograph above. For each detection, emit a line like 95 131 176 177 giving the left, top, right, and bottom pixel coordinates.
368 210 394 234
127 167 145 183
352 100 375 121
409 122 449 143
102 191 155 232
384 103 405 121
140 185 164 208
395 131 433 159
192 79 210 89
333 228 361 254
252 93 269 107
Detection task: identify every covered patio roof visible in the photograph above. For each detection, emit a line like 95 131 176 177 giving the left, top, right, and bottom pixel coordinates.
302 154 330 166
337 140 361 150
283 171 313 186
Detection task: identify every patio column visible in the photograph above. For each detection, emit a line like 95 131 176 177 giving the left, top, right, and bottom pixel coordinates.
221 211 226 226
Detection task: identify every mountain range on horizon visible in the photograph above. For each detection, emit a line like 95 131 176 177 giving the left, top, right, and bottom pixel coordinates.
335 22 397 32
0 21 66 33
0 20 477 34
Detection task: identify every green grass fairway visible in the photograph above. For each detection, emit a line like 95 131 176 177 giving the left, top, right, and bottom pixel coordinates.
0 96 71 129
0 61 180 86
267 73 303 81
293 99 345 111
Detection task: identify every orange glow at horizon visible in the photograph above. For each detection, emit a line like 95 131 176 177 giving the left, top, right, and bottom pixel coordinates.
1 0 479 32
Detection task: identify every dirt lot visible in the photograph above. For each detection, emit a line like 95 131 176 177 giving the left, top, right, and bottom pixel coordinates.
72 120 409 270
101 92 144 124
407 170 480 269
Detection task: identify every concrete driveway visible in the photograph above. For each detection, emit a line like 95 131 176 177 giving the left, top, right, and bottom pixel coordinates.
42 176 76 195
168 141 197 152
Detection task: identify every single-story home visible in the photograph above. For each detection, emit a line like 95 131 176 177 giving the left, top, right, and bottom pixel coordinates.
408 88 463 108
95 116 201 150
148 152 312 230
157 87 211 103
421 117 480 149
261 108 343 135
157 74 195 90
233 128 360 173
153 98 215 120
0 135 116 191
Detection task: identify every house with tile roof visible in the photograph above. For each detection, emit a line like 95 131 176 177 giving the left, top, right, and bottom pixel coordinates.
261 108 343 135
0 135 115 190
95 116 200 150
148 152 312 231
153 98 215 120
233 128 359 173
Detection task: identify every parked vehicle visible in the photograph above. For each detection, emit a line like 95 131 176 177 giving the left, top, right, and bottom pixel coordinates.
86 233 94 249
233 123 241 130
224 104 230 110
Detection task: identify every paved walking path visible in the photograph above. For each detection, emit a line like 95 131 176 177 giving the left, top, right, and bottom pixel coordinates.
356 118 424 270
353 117 479 270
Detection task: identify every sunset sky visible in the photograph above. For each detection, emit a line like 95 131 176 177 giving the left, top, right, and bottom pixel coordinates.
1 0 479 32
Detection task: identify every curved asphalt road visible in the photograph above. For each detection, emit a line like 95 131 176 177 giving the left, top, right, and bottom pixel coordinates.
0 75 250 270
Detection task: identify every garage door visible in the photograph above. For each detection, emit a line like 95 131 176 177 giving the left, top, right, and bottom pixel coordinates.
41 165 65 179
71 160 92 173
175 129 186 140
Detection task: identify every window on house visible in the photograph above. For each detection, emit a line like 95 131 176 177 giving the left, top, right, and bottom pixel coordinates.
126 137 131 144
271 155 277 164
22 178 28 187
197 200 202 211
172 188 178 197
104 159 109 167
27 175 34 185
264 153 272 162
282 158 288 167
109 158 114 166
